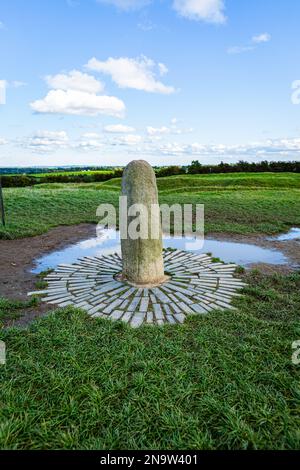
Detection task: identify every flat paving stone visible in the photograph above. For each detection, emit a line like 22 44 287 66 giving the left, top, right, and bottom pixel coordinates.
29 250 246 328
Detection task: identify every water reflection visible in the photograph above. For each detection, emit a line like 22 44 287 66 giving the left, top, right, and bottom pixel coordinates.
268 227 300 242
31 229 289 274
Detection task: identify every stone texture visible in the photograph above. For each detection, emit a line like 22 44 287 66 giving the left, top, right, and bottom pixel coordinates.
29 249 246 328
120 160 165 286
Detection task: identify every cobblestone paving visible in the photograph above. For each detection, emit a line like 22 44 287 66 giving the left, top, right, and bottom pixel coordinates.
28 250 246 327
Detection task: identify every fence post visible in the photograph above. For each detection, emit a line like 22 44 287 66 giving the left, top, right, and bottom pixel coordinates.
0 177 5 226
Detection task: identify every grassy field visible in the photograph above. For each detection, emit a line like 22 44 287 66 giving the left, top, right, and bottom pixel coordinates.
0 271 300 450
0 172 300 450
29 170 114 178
1 172 300 239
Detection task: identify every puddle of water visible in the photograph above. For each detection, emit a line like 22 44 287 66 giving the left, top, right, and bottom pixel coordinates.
268 227 300 242
31 229 288 274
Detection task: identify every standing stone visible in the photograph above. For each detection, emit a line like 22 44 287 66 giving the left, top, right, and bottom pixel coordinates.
120 160 166 286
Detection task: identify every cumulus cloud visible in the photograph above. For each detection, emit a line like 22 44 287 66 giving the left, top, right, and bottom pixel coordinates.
86 56 176 94
147 126 171 136
23 130 105 153
26 130 69 153
31 68 125 117
30 89 125 117
140 137 300 158
173 0 226 24
75 139 103 150
96 0 150 11
104 124 136 133
116 134 143 145
252 33 271 44
158 63 168 76
45 70 104 94
0 138 8 145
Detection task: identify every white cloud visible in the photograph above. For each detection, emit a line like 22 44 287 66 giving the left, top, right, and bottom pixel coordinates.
0 21 5 30
75 139 103 150
227 45 255 55
30 89 125 117
147 126 171 136
117 134 143 145
147 124 193 135
113 133 300 161
86 56 176 94
96 0 150 11
173 0 226 24
252 33 271 44
143 137 300 158
228 32 271 55
45 70 104 94
104 124 136 133
81 132 102 139
27 131 69 153
0 138 8 145
23 130 106 153
158 63 168 76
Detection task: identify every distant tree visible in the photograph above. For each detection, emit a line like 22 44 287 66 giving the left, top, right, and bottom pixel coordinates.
187 160 203 174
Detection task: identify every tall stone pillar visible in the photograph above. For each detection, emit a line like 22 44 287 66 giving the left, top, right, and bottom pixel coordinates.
120 160 165 286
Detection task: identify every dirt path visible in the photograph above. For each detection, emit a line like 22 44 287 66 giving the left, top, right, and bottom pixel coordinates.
0 224 299 326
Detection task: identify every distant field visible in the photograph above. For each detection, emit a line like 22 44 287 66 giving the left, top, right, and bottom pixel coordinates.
1 173 300 239
29 170 113 178
34 172 300 191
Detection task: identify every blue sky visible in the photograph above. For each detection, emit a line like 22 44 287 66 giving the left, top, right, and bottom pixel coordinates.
1 0 300 167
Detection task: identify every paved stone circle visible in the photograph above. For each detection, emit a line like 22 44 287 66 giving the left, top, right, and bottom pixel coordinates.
28 249 246 328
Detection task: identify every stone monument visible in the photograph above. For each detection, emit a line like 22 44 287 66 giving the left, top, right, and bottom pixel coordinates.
120 160 166 287
29 160 246 327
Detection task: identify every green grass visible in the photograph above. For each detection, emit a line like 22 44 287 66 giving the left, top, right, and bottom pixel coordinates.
0 271 300 450
1 173 300 239
29 170 113 178
0 298 38 326
97 172 300 192
1 173 299 449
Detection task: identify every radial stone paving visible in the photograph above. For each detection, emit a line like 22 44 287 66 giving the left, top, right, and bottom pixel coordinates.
28 250 246 328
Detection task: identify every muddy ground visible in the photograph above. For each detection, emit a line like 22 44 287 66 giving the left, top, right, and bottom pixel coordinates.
0 224 97 325
0 223 299 326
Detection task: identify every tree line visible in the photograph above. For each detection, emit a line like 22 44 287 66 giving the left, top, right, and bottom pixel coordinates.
0 160 299 187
